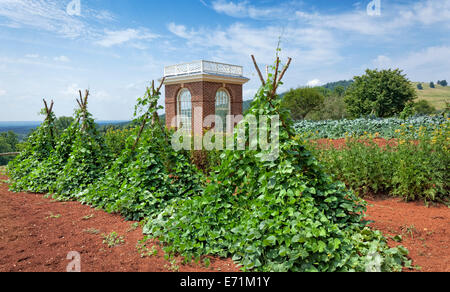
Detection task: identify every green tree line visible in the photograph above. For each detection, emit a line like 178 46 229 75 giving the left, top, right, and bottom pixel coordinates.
281 69 442 121
0 131 19 166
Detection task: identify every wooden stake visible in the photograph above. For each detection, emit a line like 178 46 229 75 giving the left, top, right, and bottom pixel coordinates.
251 55 266 86
271 57 280 95
156 77 166 94
274 57 292 93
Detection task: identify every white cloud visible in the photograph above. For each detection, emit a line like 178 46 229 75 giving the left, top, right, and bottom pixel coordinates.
54 55 70 62
0 89 6 96
211 1 248 17
165 21 343 97
211 0 300 20
166 22 341 67
372 46 450 81
211 0 450 36
373 55 392 69
90 89 110 101
407 0 450 25
0 0 88 38
94 10 116 22
25 54 40 59
306 79 322 87
61 83 80 97
167 23 194 39
96 29 159 47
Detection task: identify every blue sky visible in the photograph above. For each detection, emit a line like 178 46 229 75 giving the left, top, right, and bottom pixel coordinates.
0 0 449 121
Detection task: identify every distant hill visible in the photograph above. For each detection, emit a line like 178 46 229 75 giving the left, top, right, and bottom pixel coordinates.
243 99 253 113
413 82 450 110
0 122 41 140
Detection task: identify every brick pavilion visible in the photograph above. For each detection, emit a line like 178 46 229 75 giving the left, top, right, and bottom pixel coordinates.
163 60 249 134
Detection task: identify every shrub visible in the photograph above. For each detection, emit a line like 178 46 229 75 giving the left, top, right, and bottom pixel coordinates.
414 100 436 115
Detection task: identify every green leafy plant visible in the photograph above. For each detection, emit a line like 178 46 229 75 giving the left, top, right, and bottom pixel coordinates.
102 232 124 248
136 236 159 258
8 100 57 191
294 115 447 139
53 91 111 199
144 55 411 272
79 83 204 221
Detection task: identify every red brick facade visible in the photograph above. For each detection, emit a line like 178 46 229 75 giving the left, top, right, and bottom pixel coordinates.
165 81 243 133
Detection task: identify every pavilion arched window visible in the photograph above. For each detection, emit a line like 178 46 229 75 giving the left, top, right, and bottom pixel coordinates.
215 89 230 131
177 88 192 132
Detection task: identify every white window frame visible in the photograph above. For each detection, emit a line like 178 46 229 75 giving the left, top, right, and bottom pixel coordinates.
215 88 231 132
177 88 192 132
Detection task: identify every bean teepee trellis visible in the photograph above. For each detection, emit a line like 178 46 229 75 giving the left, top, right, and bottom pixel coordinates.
42 98 55 140
76 90 90 131
132 77 166 151
251 55 295 139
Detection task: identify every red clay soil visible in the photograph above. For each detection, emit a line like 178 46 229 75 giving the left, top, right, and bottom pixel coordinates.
0 173 448 272
0 174 239 272
313 138 416 149
364 197 449 272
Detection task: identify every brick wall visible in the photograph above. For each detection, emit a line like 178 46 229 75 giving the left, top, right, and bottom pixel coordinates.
165 81 243 131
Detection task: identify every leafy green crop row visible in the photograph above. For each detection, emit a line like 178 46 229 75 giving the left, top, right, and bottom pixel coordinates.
307 123 449 204
295 115 448 139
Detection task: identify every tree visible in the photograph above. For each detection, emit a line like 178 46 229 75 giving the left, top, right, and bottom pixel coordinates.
417 83 423 90
344 69 417 118
430 82 435 88
281 87 324 120
308 95 348 120
54 116 75 134
333 85 346 97
439 80 448 87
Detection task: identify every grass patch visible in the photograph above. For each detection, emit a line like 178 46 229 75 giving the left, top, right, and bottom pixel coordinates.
83 228 101 235
413 82 450 110
81 214 95 221
45 212 61 219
